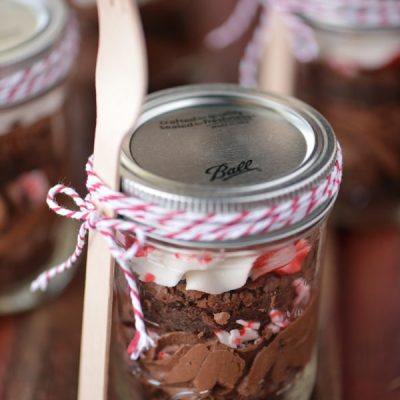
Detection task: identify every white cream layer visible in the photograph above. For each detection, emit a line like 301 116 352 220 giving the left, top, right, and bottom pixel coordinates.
128 243 301 295
0 85 66 136
316 29 400 69
129 249 258 295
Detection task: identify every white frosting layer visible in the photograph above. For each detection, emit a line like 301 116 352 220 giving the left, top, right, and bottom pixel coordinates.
129 249 258 295
316 29 400 69
0 85 66 135
128 240 310 294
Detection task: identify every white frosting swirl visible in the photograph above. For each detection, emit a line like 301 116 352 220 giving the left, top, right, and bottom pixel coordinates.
129 249 258 295
128 240 309 295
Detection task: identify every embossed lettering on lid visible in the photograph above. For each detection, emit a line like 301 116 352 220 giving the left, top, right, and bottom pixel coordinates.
129 105 313 186
121 85 336 214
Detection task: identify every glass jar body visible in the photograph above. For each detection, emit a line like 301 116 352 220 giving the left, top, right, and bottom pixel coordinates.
0 84 76 312
112 220 327 400
295 26 400 227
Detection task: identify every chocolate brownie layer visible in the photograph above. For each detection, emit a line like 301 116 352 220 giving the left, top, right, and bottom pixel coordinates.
295 57 400 215
114 240 319 399
116 243 317 336
0 113 67 290
0 205 56 289
115 293 318 399
139 273 298 334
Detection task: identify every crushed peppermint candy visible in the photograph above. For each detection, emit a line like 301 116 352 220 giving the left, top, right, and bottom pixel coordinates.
293 278 311 308
214 320 260 348
250 239 311 281
236 320 261 330
267 309 290 334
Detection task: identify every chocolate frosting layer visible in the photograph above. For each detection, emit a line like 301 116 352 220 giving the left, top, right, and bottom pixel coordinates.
118 297 318 399
137 272 306 334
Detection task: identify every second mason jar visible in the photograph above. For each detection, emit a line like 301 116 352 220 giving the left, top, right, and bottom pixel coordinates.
111 85 341 400
294 3 400 227
0 0 79 312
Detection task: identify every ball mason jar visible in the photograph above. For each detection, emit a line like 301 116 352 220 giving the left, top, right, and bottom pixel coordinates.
110 85 341 400
0 0 79 313
293 4 400 228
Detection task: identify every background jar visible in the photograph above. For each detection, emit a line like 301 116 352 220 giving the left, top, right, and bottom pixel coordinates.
70 0 253 92
293 12 400 228
0 0 79 313
109 85 341 400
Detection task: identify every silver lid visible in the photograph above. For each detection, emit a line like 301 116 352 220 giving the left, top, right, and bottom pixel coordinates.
121 84 337 243
0 0 68 67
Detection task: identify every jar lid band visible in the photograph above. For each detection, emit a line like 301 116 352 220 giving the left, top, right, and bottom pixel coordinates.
283 0 400 30
121 146 342 245
0 17 79 108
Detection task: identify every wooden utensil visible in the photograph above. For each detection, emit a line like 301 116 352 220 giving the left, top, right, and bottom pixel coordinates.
78 1 147 399
259 10 294 96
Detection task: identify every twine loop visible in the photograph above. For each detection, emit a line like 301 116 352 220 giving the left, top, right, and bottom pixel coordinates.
31 159 153 359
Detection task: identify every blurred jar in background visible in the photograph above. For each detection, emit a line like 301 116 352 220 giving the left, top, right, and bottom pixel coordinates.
0 0 79 313
70 0 253 93
293 1 400 228
140 0 255 91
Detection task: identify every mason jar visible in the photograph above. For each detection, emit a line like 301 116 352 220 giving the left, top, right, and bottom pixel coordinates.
109 85 341 399
293 3 400 228
0 0 79 313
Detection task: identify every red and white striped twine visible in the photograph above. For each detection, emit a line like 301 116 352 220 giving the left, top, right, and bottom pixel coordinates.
206 0 400 87
31 148 341 358
0 17 80 107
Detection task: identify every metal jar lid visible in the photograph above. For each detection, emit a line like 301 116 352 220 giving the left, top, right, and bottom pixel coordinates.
0 0 69 67
121 84 338 245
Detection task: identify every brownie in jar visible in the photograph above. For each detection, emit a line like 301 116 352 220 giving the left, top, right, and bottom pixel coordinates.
294 14 400 227
109 85 341 400
0 0 79 310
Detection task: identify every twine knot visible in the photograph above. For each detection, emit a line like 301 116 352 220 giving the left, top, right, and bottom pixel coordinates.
31 145 341 359
31 159 154 359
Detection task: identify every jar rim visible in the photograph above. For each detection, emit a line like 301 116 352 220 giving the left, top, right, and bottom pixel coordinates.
120 84 341 247
0 0 69 68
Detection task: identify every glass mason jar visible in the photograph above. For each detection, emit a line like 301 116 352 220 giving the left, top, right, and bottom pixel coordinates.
293 6 400 228
0 0 79 313
110 85 341 399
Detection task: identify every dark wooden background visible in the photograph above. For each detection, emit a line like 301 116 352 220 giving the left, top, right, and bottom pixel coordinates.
1 2 400 399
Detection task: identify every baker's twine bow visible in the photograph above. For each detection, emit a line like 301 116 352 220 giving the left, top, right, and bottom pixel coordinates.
31 157 153 359
31 149 342 359
206 0 400 87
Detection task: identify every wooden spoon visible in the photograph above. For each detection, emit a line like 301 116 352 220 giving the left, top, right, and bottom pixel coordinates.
78 1 147 399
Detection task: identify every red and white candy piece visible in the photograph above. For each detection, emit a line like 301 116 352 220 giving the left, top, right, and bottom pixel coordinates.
250 239 311 280
236 320 261 330
214 319 260 349
293 277 311 308
267 309 290 334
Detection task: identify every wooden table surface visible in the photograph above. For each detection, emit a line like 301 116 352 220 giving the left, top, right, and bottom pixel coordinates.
1 5 400 400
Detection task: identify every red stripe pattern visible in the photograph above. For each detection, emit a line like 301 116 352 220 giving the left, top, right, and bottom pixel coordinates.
206 0 400 87
31 147 342 359
0 17 79 107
